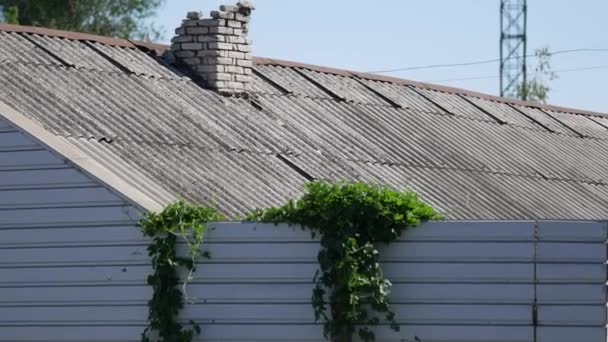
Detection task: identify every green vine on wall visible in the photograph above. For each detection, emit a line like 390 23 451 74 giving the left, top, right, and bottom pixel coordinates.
248 182 441 342
140 201 223 342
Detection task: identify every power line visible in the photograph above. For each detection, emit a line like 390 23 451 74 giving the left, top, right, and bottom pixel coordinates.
366 48 608 74
425 64 608 83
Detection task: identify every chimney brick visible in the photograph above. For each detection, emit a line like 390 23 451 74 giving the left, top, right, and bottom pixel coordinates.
187 11 201 20
181 43 204 50
186 27 209 34
171 1 255 96
220 5 238 12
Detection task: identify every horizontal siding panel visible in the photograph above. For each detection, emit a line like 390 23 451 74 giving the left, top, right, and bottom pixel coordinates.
0 263 534 286
206 222 313 242
0 206 141 228
0 131 38 150
366 325 533 342
390 283 533 304
0 221 605 341
181 304 534 325
207 221 536 242
0 117 12 130
537 327 607 342
536 242 606 263
11 324 599 342
0 284 605 306
0 149 65 169
395 221 535 241
536 284 606 304
0 266 152 286
0 244 148 267
0 225 142 247
538 305 606 326
1 304 532 325
0 168 96 189
365 325 602 342
208 221 608 242
9 326 595 342
537 220 608 242
0 286 151 306
0 325 320 342
536 263 607 283
379 242 534 262
383 262 534 283
0 326 147 342
0 242 545 265
9 323 597 341
0 283 538 306
0 187 124 210
1 306 147 324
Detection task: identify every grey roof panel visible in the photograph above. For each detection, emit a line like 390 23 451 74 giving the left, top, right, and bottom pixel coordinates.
0 32 55 65
587 115 608 131
543 109 608 139
254 65 329 98
464 96 544 128
27 34 120 72
280 152 363 181
105 142 308 217
62 136 177 205
297 68 389 105
250 72 283 95
90 41 179 79
511 105 578 136
358 79 444 112
415 88 496 121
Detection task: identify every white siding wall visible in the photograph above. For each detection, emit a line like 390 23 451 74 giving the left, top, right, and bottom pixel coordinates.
0 117 145 341
1 118 607 342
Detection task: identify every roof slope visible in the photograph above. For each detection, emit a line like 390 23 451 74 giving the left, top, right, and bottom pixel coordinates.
1 24 608 220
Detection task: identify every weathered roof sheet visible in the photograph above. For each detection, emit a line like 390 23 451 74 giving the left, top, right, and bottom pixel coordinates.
1 24 608 219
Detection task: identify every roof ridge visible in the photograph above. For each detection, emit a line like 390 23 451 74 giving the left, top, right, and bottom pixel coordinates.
254 57 608 118
1 23 606 118
0 23 136 48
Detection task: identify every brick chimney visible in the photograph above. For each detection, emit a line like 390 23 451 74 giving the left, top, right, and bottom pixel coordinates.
170 1 255 96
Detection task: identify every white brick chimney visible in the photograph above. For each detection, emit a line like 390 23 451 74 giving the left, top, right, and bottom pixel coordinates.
170 1 255 96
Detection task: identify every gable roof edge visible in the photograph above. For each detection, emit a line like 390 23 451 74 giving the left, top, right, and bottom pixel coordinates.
0 100 174 213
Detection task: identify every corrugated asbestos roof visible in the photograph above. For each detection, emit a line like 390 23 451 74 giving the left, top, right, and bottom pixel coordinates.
1 24 608 219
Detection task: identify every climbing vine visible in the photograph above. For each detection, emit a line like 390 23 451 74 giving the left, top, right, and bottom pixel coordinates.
140 201 223 342
248 182 441 342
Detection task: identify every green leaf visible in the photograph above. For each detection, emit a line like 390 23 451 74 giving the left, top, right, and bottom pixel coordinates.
139 201 221 342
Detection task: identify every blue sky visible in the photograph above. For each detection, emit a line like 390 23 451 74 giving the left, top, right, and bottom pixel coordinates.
154 1 608 112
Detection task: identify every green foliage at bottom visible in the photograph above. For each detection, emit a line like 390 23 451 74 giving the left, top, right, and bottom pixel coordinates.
248 182 441 342
140 201 223 342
